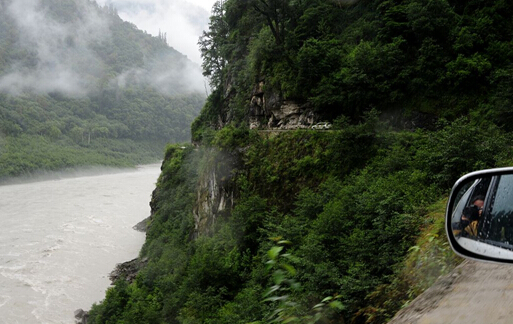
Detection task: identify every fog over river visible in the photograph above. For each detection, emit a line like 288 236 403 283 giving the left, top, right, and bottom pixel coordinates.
0 164 161 324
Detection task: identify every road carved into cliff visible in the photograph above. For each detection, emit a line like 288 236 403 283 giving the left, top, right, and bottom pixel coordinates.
390 259 513 324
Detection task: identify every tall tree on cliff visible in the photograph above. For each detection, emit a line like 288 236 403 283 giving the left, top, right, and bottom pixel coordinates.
199 1 229 90
251 0 291 46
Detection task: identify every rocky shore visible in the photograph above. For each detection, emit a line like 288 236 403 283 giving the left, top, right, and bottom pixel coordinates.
74 309 89 324
74 219 150 324
132 216 151 232
109 256 149 283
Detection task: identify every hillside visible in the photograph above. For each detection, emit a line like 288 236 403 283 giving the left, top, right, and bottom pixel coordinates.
86 1 513 323
193 0 513 137
0 0 205 178
87 123 509 324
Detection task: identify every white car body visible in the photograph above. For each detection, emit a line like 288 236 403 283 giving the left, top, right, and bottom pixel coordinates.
311 122 332 130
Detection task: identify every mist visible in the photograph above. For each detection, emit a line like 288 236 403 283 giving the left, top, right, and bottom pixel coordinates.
0 0 206 97
0 164 147 186
0 0 109 96
97 0 213 65
112 58 206 96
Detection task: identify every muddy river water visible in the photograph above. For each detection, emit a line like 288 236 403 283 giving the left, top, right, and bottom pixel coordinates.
0 164 161 323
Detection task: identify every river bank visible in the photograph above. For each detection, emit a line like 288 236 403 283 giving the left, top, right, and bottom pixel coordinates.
0 164 160 323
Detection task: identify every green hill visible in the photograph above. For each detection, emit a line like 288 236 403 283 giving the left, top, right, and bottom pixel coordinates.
193 0 513 137
83 0 513 323
0 0 205 178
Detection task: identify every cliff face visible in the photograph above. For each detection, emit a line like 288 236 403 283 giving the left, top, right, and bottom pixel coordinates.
248 81 316 130
191 149 235 238
145 146 238 241
88 118 496 323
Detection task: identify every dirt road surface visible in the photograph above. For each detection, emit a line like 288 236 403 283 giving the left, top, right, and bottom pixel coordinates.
389 259 513 324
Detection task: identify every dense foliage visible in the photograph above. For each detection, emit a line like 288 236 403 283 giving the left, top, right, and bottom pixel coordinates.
0 0 205 178
194 0 513 133
88 0 513 323
88 117 512 323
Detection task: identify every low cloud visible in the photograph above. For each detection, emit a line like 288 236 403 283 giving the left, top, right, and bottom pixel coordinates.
0 0 208 97
114 59 206 96
0 0 108 96
98 0 213 65
0 69 89 96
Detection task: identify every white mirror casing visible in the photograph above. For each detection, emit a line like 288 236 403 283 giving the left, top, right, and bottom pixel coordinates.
446 167 513 263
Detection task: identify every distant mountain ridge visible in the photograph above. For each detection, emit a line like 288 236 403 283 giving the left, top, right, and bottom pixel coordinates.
0 0 204 95
0 0 206 178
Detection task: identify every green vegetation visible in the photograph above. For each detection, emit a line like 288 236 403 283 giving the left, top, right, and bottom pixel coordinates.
0 134 163 179
22 0 512 323
195 0 513 131
88 116 513 323
0 90 204 177
0 0 205 178
86 0 513 323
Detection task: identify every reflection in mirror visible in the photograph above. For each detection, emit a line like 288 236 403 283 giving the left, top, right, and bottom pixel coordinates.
450 174 513 260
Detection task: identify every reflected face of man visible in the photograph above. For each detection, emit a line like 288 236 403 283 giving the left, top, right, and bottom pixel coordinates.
474 199 484 216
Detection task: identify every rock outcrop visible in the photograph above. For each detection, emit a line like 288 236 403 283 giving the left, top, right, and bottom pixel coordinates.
191 149 235 239
248 80 316 130
109 257 148 283
74 308 88 324
132 216 151 232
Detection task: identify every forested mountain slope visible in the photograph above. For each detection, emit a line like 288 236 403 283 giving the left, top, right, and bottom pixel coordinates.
193 0 513 137
87 1 513 323
0 0 205 178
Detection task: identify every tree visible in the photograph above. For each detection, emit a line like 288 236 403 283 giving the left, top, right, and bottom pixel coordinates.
251 0 291 46
199 1 229 89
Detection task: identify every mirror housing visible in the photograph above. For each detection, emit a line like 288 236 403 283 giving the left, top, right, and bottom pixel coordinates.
446 167 513 263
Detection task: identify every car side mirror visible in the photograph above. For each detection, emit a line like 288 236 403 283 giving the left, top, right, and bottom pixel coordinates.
446 167 513 263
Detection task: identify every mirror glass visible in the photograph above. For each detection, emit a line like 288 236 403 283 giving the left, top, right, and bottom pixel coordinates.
450 173 513 260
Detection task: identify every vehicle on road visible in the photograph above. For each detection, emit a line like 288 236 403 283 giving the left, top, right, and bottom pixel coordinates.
311 122 332 130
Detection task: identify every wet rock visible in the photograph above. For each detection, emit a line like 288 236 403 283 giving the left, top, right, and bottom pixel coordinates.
74 308 88 324
248 80 316 130
109 257 148 283
133 216 151 232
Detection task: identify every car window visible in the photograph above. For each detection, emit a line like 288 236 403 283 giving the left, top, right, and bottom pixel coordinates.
451 180 475 225
481 174 513 245
451 177 491 225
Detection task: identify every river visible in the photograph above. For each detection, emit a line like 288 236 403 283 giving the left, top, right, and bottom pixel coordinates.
0 164 161 324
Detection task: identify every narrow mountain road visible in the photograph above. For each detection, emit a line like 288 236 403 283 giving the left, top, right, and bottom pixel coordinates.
389 260 513 324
